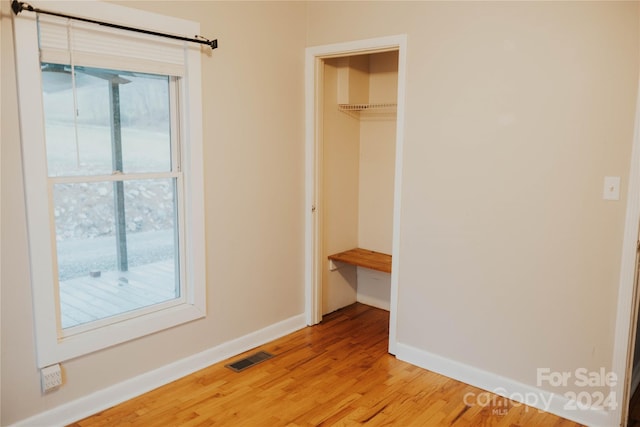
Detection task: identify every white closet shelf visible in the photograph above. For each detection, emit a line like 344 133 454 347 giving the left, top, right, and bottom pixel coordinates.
338 103 397 112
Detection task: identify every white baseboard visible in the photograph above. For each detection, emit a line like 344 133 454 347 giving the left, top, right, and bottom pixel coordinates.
10 314 307 427
395 342 616 427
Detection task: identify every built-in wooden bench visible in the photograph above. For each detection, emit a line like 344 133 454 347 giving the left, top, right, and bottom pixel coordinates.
327 248 392 273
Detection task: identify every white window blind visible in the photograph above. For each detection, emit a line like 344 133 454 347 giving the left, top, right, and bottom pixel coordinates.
37 15 186 76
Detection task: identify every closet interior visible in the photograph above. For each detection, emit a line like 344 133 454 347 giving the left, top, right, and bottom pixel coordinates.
321 50 399 315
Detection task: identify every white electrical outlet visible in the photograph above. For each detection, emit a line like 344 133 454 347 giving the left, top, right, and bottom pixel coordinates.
41 364 62 392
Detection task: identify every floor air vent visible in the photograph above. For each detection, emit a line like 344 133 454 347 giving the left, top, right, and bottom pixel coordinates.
225 351 274 373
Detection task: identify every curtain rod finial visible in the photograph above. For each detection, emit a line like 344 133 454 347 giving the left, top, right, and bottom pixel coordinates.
11 0 23 15
195 35 218 50
11 0 34 15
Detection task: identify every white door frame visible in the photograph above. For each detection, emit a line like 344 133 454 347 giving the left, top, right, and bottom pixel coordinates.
304 34 408 355
612 79 640 426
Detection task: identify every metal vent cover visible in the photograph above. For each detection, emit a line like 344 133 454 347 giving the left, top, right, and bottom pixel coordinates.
225 351 274 373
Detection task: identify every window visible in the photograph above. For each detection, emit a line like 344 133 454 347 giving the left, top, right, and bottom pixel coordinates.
13 1 206 367
45 65 183 331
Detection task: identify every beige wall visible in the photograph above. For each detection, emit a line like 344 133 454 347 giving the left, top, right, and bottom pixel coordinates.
358 117 396 254
368 50 398 105
308 0 638 393
356 52 397 310
336 55 369 105
1 1 306 424
358 51 398 254
2 1 639 424
321 58 360 314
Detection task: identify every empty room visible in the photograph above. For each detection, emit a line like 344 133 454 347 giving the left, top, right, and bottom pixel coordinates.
2 1 640 426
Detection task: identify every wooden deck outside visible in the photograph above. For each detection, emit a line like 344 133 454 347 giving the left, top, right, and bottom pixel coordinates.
59 260 177 329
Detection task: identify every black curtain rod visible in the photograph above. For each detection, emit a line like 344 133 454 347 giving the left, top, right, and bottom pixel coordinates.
11 0 218 50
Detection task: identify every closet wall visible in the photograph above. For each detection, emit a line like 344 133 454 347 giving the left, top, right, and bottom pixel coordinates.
322 51 398 315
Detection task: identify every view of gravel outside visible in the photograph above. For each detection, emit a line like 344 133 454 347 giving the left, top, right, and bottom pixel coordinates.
53 178 177 281
43 64 180 324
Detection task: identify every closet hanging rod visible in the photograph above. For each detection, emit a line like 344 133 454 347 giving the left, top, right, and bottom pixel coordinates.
11 0 218 50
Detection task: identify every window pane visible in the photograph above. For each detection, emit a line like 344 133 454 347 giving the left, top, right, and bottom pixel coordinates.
42 63 172 177
54 178 180 329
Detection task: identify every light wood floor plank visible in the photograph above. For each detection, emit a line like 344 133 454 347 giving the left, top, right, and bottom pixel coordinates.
68 303 583 427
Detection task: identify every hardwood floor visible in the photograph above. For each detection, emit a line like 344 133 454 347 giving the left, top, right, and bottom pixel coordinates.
69 304 583 426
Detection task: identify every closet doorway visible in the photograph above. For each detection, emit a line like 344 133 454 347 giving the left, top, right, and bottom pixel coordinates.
623 222 640 426
304 36 407 355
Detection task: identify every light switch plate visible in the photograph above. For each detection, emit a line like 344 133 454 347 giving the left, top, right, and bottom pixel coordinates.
603 176 620 201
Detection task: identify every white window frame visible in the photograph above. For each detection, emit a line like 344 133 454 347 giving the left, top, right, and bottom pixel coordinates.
13 0 206 368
